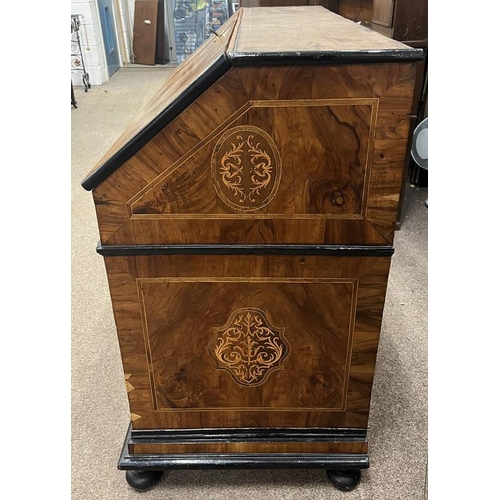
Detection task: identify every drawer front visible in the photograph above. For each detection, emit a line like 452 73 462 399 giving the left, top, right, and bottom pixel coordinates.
105 253 390 430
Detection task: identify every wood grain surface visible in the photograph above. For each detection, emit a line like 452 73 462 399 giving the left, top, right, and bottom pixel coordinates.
372 0 395 28
391 0 428 44
132 0 158 65
139 279 355 411
338 0 373 23
92 62 415 246
84 7 419 449
129 99 376 217
129 441 368 455
104 253 390 430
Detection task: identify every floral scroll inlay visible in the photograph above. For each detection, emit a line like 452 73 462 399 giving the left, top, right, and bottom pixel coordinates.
209 307 290 387
211 126 282 211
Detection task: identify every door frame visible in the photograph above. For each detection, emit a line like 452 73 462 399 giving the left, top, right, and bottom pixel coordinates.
96 0 124 79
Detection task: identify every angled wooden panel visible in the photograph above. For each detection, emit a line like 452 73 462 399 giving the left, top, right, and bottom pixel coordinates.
129 99 376 217
92 69 250 244
92 62 415 246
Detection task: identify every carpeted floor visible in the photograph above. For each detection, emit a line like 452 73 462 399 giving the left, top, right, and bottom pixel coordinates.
71 67 428 500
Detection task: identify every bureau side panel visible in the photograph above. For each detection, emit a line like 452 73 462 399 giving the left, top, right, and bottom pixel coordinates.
104 254 390 430
94 63 416 246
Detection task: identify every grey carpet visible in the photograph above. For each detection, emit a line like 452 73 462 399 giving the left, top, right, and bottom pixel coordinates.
71 67 428 499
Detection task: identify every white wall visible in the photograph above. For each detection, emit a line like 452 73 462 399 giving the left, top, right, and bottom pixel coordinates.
71 0 136 86
71 0 108 86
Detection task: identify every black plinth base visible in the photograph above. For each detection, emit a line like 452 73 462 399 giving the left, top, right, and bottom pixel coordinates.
118 423 368 491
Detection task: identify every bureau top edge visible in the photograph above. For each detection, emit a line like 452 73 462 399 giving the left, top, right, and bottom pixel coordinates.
227 6 423 64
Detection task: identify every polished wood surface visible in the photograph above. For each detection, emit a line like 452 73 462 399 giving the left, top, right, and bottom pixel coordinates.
93 62 415 245
130 441 368 454
130 100 376 216
105 254 390 430
140 280 354 410
83 7 420 467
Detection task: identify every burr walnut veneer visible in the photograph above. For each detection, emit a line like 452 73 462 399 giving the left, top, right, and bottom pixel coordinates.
82 6 422 491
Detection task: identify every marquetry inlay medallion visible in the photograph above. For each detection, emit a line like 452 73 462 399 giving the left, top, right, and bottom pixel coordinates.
211 126 282 211
209 307 290 386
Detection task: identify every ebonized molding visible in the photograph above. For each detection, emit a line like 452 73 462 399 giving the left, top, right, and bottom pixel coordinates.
229 49 424 66
96 242 394 257
130 427 367 443
119 449 370 471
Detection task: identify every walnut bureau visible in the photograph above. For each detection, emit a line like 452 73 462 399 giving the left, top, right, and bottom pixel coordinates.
82 6 422 492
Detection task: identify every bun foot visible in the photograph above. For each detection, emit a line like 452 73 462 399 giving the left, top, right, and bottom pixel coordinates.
326 469 361 491
125 469 164 491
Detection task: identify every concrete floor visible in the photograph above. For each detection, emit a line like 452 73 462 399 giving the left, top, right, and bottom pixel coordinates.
71 67 428 500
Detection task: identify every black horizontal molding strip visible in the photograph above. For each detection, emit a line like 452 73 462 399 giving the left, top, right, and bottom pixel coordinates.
130 427 367 444
118 423 370 470
119 452 370 471
81 54 232 192
229 48 424 66
96 242 394 257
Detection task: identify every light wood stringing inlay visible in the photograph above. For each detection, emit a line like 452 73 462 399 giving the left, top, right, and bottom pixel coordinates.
209 307 290 386
212 126 282 212
136 277 357 413
127 98 378 219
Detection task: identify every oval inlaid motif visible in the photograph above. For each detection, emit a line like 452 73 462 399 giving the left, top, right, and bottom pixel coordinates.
209 307 290 387
211 126 282 212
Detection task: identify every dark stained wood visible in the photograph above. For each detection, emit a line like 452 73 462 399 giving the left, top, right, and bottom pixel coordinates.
372 0 395 27
370 0 427 46
392 0 427 44
338 0 373 23
132 0 159 65
96 243 394 257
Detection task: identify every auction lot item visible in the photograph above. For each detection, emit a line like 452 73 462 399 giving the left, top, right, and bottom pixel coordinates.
82 6 422 491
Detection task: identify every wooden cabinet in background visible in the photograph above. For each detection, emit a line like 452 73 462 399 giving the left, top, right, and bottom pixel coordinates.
372 0 427 46
82 6 422 492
